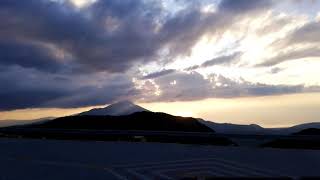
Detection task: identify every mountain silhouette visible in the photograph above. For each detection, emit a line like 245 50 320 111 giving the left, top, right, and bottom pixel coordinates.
1 112 242 146
199 120 320 135
261 128 320 150
198 119 266 134
78 100 149 116
30 111 214 132
293 128 320 135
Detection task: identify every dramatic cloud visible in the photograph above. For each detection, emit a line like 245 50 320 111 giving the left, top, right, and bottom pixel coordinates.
141 52 241 79
0 65 137 110
135 71 316 102
1 0 319 111
258 20 320 67
0 0 273 73
141 69 176 80
287 21 320 45
201 52 242 68
184 52 242 71
152 71 213 101
257 47 320 67
0 0 164 73
219 0 272 13
0 40 64 72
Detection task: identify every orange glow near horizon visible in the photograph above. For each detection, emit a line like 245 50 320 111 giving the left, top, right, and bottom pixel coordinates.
140 92 320 128
0 93 320 128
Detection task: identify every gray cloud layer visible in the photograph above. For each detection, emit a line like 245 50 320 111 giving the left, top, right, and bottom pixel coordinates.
0 0 272 73
3 0 315 110
257 20 320 67
141 52 241 79
0 65 138 110
257 47 320 67
201 52 242 68
138 71 314 102
141 69 176 80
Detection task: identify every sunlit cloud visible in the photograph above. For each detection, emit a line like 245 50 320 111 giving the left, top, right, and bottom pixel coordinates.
69 0 96 8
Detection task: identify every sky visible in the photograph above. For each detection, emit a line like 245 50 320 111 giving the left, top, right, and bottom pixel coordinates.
0 0 320 127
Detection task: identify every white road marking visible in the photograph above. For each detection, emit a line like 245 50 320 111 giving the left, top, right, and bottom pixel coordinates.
156 166 244 177
3 155 288 179
155 167 227 179
211 157 287 176
117 157 286 179
150 171 174 180
126 168 152 180
105 168 129 180
121 157 283 177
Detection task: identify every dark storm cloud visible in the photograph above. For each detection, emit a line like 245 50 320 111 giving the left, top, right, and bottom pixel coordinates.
0 66 138 110
0 66 72 110
0 0 273 73
43 81 139 108
0 0 161 72
0 40 64 72
0 0 276 110
0 0 209 73
219 0 272 13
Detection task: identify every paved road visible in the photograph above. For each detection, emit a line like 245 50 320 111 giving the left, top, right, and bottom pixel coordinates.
0 156 284 179
0 138 319 179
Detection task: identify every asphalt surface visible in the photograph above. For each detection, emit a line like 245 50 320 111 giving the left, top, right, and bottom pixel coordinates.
0 138 319 179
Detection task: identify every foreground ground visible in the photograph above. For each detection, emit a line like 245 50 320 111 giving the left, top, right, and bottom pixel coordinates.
0 138 319 179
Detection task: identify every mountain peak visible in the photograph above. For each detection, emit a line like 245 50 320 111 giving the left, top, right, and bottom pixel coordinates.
111 100 135 106
78 100 150 116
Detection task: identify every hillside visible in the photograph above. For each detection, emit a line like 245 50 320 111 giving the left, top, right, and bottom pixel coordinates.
0 112 235 146
198 119 266 134
293 128 320 136
261 128 320 150
29 111 214 132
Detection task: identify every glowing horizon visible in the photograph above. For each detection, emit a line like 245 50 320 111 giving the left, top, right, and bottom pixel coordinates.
1 92 319 128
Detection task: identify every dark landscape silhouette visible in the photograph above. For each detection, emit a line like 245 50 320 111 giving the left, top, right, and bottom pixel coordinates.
1 101 320 150
0 103 238 146
261 128 320 150
33 111 212 132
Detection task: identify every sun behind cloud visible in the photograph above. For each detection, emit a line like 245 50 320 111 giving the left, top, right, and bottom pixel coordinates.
69 0 96 8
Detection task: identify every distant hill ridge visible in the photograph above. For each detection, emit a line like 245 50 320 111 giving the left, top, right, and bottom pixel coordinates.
293 128 320 135
198 119 320 135
1 100 320 135
198 119 265 134
29 111 214 132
